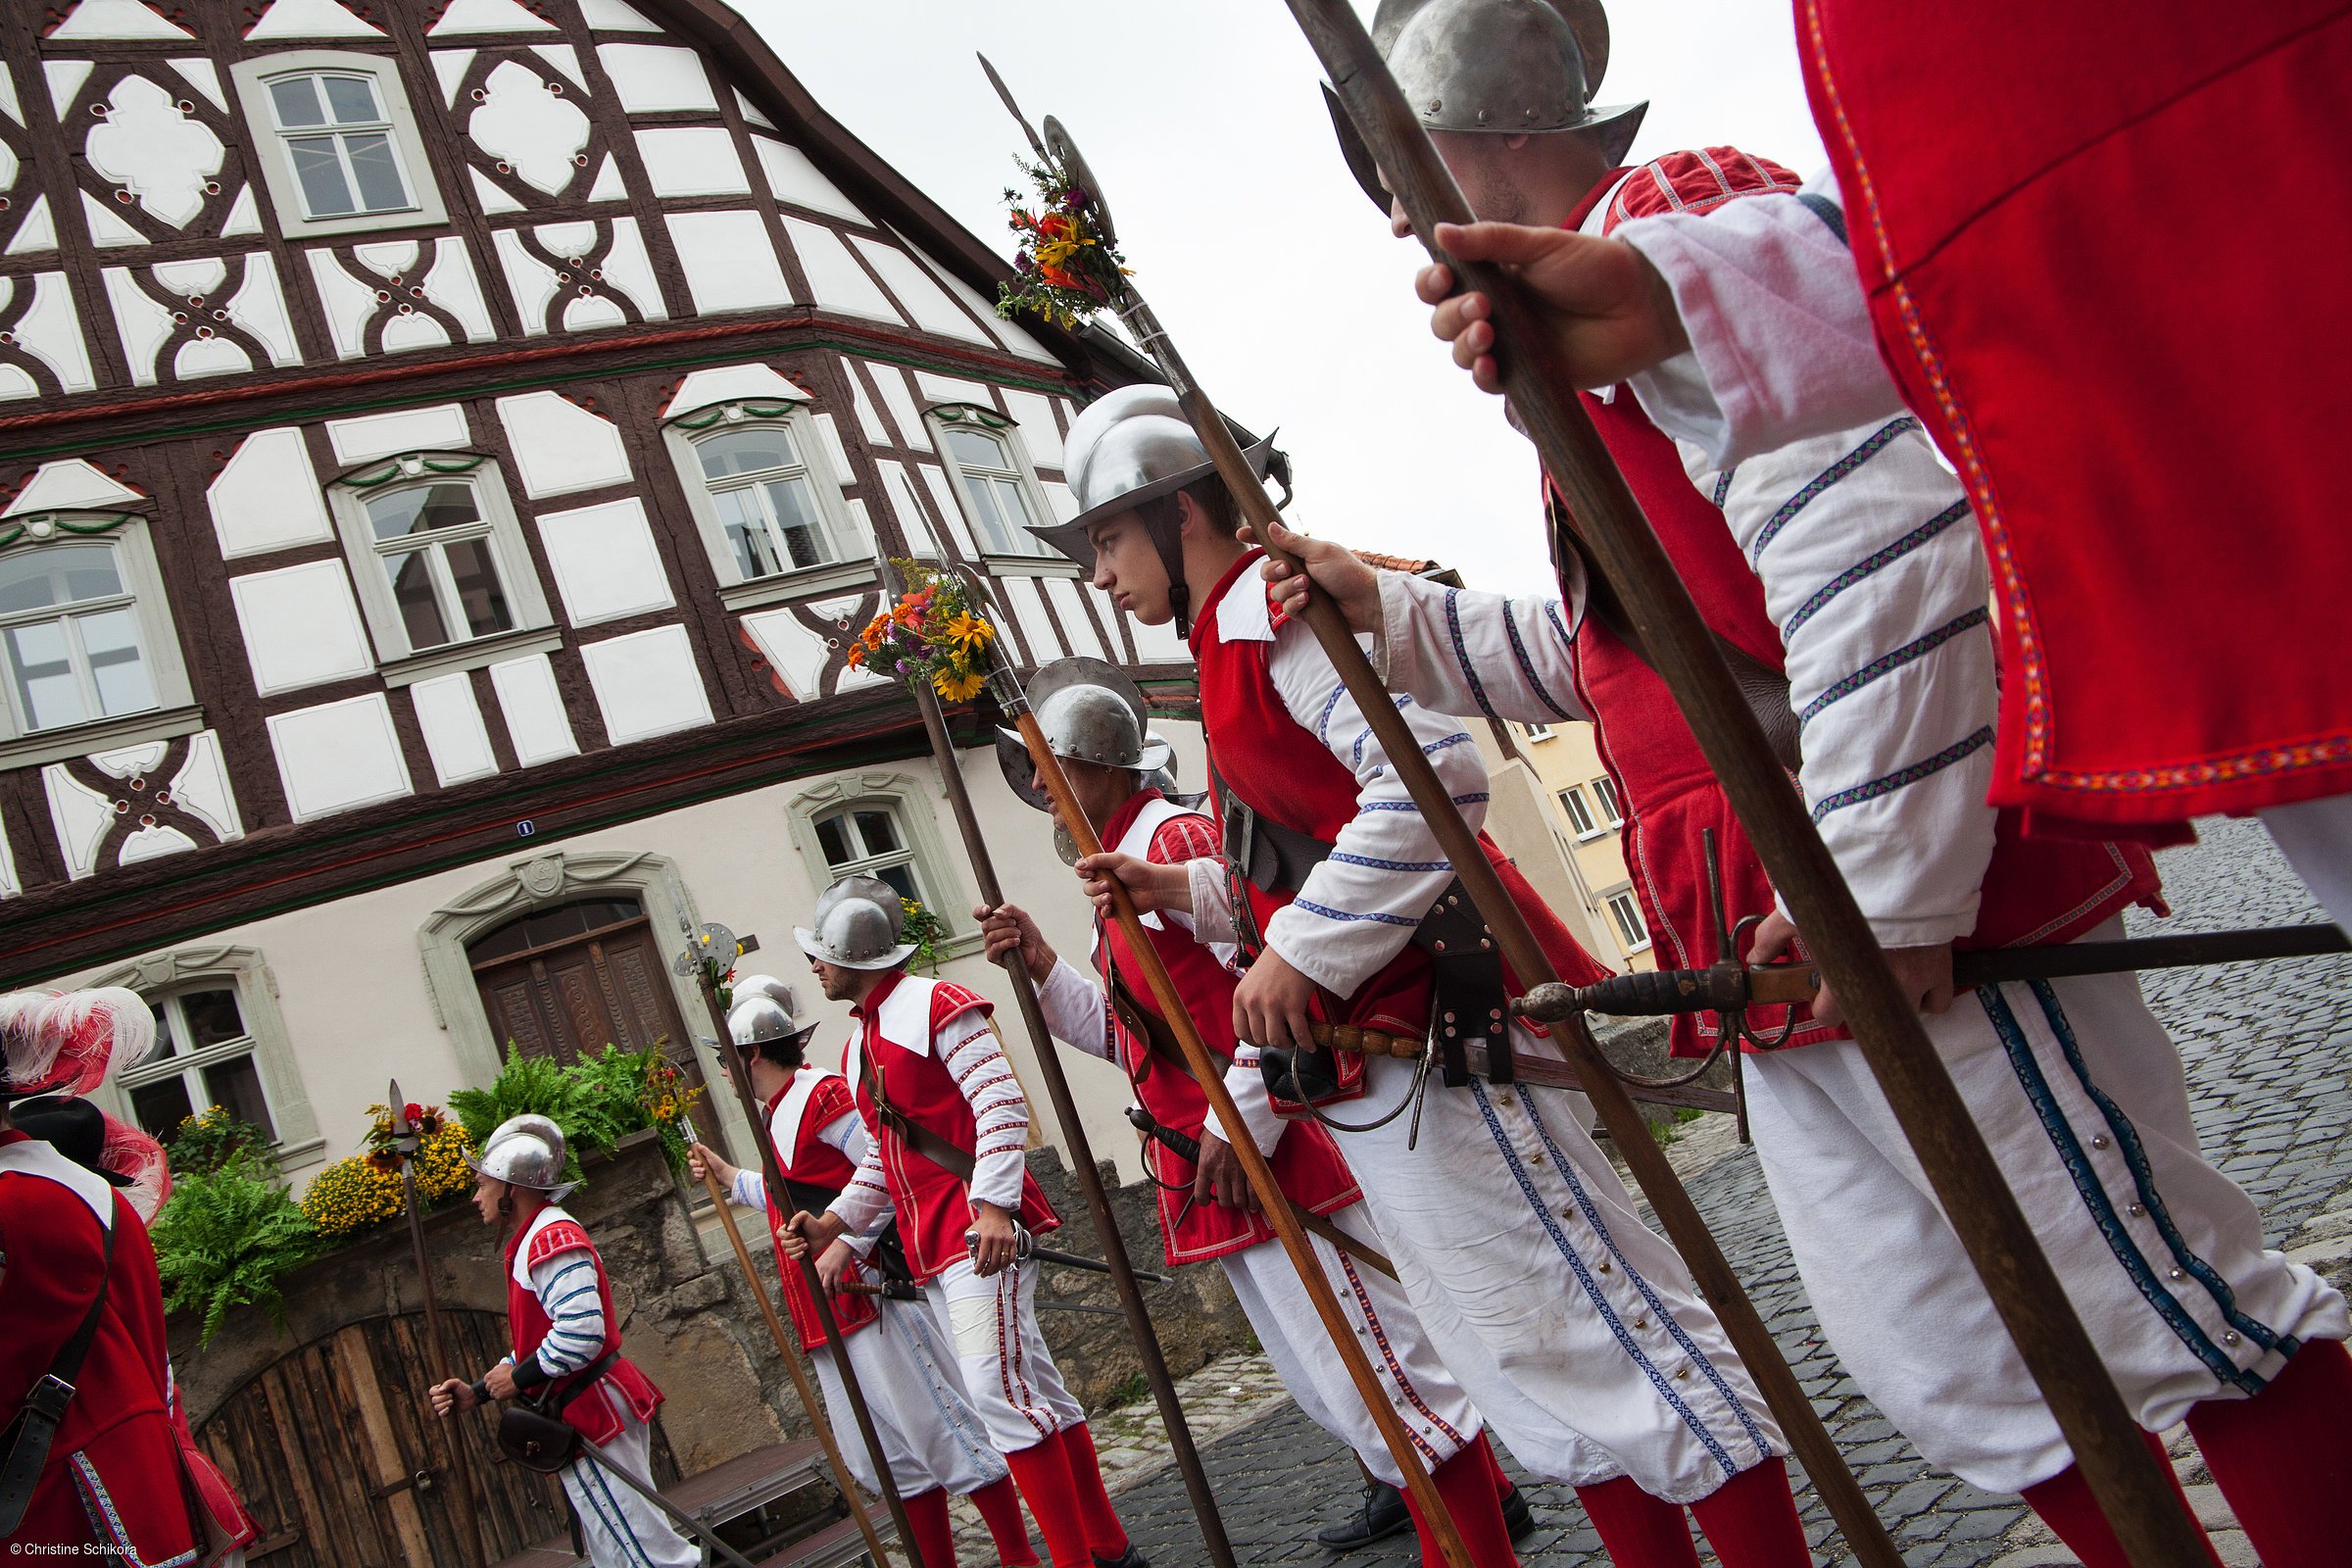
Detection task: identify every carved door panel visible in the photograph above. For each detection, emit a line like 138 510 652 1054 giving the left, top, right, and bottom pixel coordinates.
194 1311 565 1568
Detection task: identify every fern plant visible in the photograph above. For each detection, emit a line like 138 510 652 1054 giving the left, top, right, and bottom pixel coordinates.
448 1044 634 1185
150 1164 318 1344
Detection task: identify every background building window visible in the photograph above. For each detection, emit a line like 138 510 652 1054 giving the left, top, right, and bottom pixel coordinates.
364 479 515 651
265 71 415 219
1592 775 1623 826
0 542 157 732
121 986 278 1143
1522 721 1553 741
694 426 835 578
941 426 1042 555
813 802 927 906
1559 784 1601 838
1605 889 1650 953
332 459 552 673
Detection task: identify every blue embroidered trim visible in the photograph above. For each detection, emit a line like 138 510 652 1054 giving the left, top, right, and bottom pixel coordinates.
1316 682 1347 745
1422 732 1474 755
1468 1086 1738 1478
1795 192 1847 244
1354 696 1418 766
1444 587 1499 717
1501 600 1577 719
1749 418 1917 561
1521 1090 1775 1461
1784 500 1970 638
1331 852 1452 872
1810 725 1992 821
71 1456 201 1568
1797 608 1988 722
1363 793 1489 811
2029 979 2292 1359
1543 598 1576 657
1293 899 1420 927
578 1450 663 1568
1980 986 2265 1394
1711 467 1738 507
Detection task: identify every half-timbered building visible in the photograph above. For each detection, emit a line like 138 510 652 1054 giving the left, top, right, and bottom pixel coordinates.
0 0 1190 1178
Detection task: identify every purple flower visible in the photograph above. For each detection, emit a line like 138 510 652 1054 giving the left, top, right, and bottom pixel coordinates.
894 659 910 674
1063 187 1090 212
1015 250 1032 270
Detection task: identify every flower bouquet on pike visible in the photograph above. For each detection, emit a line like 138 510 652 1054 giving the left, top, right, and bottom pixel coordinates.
997 150 1131 331
848 560 999 704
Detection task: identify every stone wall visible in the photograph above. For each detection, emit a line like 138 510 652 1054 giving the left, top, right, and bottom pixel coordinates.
169 1131 1254 1477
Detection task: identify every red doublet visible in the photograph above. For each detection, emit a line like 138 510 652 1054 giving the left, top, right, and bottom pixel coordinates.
1093 789 1359 1265
757 1072 878 1352
0 1133 203 1562
1190 550 1611 1039
846 973 1059 1284
1798 4 2352 831
504 1208 662 1445
1564 154 2162 1056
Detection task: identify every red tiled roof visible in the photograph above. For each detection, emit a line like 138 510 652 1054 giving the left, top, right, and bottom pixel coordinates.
1357 550 1437 572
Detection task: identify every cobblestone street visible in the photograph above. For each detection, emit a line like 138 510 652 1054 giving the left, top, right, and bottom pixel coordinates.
1083 817 2352 1566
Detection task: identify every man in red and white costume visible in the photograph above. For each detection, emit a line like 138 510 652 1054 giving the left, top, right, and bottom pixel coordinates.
1036 384 1813 1568
1305 6 2352 1561
690 980 1040 1568
1390 2 2352 924
429 1114 695 1568
973 658 1540 1566
778 876 1139 1568
1 988 250 1566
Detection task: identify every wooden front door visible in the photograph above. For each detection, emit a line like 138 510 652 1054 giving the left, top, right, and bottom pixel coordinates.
194 1311 565 1568
467 901 724 1151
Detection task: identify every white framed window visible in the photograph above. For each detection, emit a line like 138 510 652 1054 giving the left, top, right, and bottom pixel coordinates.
1559 784 1603 840
813 802 929 906
328 457 554 680
0 519 199 768
930 406 1055 559
229 52 448 239
1604 887 1651 954
662 406 872 608
1592 774 1623 826
785 771 980 962
1523 721 1553 741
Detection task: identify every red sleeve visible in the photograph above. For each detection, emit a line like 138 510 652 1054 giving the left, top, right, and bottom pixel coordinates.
525 1219 596 1270
809 1075 856 1126
1604 147 1802 233
928 980 994 1034
1147 810 1220 867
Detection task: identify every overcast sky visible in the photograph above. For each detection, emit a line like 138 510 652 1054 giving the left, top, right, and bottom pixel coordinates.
732 0 1827 593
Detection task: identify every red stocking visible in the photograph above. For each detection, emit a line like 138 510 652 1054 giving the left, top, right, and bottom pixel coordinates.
2019 1430 2219 1568
968 1474 1041 1567
1473 1431 1517 1504
1004 1439 1094 1568
1053 1421 1131 1558
902 1487 956 1568
1397 1446 1521 1568
1572 1476 1700 1568
1687 1457 1811 1568
2186 1336 2352 1568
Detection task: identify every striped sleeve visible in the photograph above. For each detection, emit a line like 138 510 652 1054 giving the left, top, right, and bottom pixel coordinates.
940 1012 1029 1213
1371 569 1589 728
825 1109 896 1239
526 1252 607 1377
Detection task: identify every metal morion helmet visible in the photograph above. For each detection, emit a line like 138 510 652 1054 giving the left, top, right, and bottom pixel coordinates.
466 1113 575 1200
794 874 918 971
1327 0 1649 210
1029 385 1287 638
728 991 815 1055
996 656 1174 811
732 973 798 1009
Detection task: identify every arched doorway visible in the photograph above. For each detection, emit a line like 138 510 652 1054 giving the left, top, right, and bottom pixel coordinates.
466 897 723 1150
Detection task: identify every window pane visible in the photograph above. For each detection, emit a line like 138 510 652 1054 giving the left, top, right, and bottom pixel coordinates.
78 610 154 717
287 136 357 216
129 1077 195 1142
960 473 1011 554
269 75 326 128
368 482 481 542
714 489 779 579
342 133 409 213
203 1055 276 1143
814 811 853 867
321 75 382 125
993 476 1037 534
697 429 798 479
0 545 122 613
874 862 917 904
761 477 828 568
385 549 451 649
180 988 247 1049
853 809 901 857
1560 787 1595 834
945 428 1008 471
6 620 87 731
1592 777 1620 821
440 537 513 638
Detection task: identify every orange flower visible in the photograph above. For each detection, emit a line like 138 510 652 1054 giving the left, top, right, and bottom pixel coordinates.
845 642 867 668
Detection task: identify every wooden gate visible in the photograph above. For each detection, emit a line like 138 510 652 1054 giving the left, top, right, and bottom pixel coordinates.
194 1311 566 1567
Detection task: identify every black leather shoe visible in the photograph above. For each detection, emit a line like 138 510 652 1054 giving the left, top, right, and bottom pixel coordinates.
1316 1481 1412 1550
1093 1547 1148 1568
1500 1485 1536 1544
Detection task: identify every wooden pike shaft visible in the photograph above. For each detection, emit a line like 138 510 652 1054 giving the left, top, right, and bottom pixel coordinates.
390 1096 489 1568
692 985 916 1565
1284 2 2211 1562
1005 709 1481 1568
904 676 1240 1568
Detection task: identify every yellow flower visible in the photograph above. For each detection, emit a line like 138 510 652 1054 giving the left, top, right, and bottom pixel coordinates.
933 666 988 703
941 612 994 657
